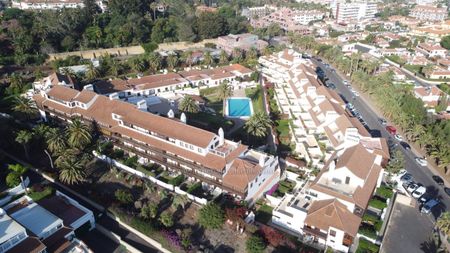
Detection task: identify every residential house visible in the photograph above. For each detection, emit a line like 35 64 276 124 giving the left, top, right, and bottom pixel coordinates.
414 86 450 111
416 43 447 58
217 33 268 54
272 144 384 252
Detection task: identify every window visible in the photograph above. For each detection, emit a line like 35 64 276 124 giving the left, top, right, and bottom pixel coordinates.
345 177 350 184
329 230 336 237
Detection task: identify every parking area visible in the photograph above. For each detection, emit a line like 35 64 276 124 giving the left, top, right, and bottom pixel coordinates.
381 194 434 253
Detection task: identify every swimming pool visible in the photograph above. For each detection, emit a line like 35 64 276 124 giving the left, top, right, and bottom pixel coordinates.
226 97 253 118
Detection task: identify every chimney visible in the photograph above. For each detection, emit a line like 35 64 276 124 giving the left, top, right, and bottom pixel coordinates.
259 155 265 167
83 84 94 91
218 127 224 145
180 112 187 124
137 100 147 111
109 93 119 100
167 109 174 118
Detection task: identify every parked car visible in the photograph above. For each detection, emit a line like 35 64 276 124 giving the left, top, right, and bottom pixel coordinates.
415 157 428 166
421 199 440 214
444 187 450 196
386 125 397 135
379 118 387 125
412 186 426 199
419 193 433 205
400 142 411 150
406 182 419 193
400 173 413 184
432 175 444 186
394 134 403 141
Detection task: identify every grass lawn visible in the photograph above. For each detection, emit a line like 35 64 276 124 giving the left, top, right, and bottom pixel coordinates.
376 185 393 199
276 119 291 137
245 86 264 113
369 199 388 210
187 112 234 131
255 204 273 224
356 238 379 253
29 186 54 202
274 179 296 197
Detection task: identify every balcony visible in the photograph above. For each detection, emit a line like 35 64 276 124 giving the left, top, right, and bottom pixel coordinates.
343 233 353 247
303 226 327 239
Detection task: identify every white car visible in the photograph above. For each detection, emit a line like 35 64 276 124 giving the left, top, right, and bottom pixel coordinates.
415 157 428 166
353 91 360 97
412 186 426 199
406 183 419 193
394 134 403 141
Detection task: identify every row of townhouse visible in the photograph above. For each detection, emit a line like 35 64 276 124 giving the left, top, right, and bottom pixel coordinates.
259 50 389 168
32 84 280 204
0 191 94 253
250 8 323 33
11 0 107 11
409 5 448 22
259 49 389 252
95 64 252 97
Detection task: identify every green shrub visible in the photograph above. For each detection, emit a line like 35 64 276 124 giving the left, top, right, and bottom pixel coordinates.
246 235 266 253
358 225 377 239
124 156 138 168
204 42 216 48
356 238 379 253
187 182 202 195
362 214 379 224
168 175 185 186
6 173 21 188
28 186 54 202
115 189 133 204
142 42 158 53
198 203 225 229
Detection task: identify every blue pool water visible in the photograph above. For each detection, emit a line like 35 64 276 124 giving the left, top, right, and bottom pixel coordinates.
227 98 252 117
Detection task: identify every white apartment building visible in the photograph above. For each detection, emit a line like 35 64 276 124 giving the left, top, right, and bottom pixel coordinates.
11 0 107 11
293 10 325 25
259 49 389 169
416 43 448 58
410 5 448 22
331 1 378 24
272 144 384 252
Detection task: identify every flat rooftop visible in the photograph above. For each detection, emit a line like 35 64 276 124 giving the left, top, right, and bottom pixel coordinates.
0 211 26 245
39 195 87 226
10 203 63 239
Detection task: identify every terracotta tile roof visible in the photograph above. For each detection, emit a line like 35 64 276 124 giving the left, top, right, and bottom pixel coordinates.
42 226 73 253
74 89 97 104
305 199 361 237
38 195 86 226
47 85 79 101
335 144 376 179
7 236 46 253
222 158 262 193
48 72 75 87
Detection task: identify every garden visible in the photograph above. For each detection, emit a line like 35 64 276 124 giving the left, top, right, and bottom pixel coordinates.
245 86 265 113
356 238 379 253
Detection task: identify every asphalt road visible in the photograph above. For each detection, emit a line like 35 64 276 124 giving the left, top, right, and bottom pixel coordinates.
312 58 449 218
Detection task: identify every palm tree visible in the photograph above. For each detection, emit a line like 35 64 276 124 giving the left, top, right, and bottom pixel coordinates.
219 50 229 65
246 48 258 60
437 212 450 237
9 73 25 92
109 59 121 76
244 112 272 140
66 118 92 149
232 48 243 63
60 67 76 80
178 96 199 113
150 2 158 20
11 96 38 120
167 54 178 70
172 194 189 210
15 130 33 160
58 155 85 184
422 64 435 78
203 51 213 66
128 57 146 73
85 62 99 81
148 53 161 73
182 50 194 67
216 81 233 101
46 127 67 154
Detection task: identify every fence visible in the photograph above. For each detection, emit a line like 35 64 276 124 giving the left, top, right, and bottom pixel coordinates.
93 151 208 205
